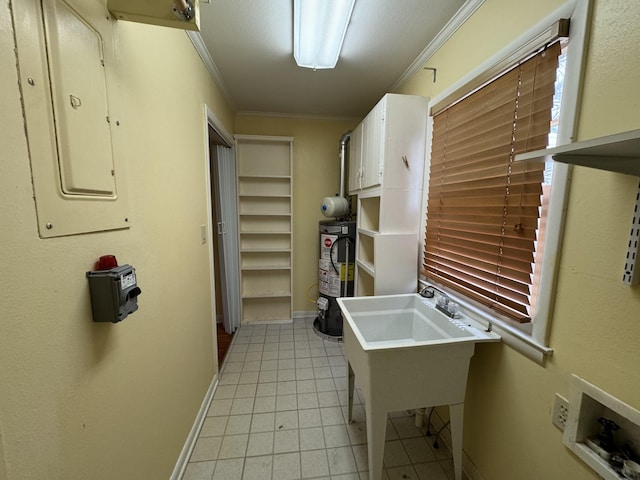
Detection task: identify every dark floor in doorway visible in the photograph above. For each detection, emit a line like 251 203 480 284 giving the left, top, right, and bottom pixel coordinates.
216 322 234 366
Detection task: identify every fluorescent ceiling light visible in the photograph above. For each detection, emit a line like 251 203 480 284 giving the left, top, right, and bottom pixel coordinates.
293 0 356 69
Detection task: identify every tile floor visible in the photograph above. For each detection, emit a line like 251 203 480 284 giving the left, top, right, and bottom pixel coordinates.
182 319 459 480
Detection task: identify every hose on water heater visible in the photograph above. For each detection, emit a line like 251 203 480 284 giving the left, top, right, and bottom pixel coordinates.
329 235 356 275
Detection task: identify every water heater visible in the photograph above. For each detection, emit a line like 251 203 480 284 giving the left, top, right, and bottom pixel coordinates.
315 220 356 337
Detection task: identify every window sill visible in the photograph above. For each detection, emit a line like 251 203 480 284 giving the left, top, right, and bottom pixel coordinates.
417 280 553 365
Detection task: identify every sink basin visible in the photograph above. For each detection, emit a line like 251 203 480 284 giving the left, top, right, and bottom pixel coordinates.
340 293 494 349
337 293 500 480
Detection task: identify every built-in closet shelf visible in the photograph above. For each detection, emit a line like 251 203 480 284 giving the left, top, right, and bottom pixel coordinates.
358 228 379 238
240 231 292 235
238 194 291 198
515 128 640 176
239 214 292 217
242 292 291 299
241 248 292 253
236 135 293 324
238 175 291 179
356 260 375 277
241 266 291 271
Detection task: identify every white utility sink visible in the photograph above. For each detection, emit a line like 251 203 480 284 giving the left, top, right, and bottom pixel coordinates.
337 293 500 480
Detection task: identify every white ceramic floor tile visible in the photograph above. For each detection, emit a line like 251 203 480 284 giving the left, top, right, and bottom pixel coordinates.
182 460 216 480
238 371 259 385
296 379 317 393
298 408 322 429
276 381 297 395
386 465 419 480
275 410 299 431
346 422 367 445
212 458 244 480
299 426 325 451
246 431 274 457
301 449 330 478
323 425 350 448
352 444 369 472
208 399 233 417
230 397 255 415
318 391 340 407
413 461 449 480
320 406 345 426
295 358 313 369
253 395 276 414
242 455 273 480
272 452 301 480
200 416 228 437
190 436 222 462
234 383 257 398
327 446 357 475
250 412 275 433
225 414 252 435
217 434 248 459
297 393 319 410
261 360 279 371
315 378 336 392
277 369 296 382
195 324 459 480
242 361 261 373
256 382 277 397
402 437 436 464
273 428 299 453
276 394 297 411
383 440 411 467
214 385 237 399
258 370 278 383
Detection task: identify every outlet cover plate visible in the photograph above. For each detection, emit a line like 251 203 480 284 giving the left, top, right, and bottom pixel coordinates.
553 393 570 431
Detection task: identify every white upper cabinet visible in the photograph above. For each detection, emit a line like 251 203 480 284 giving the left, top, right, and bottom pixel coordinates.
349 93 428 194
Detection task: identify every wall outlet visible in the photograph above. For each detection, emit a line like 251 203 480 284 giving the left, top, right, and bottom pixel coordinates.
552 393 570 431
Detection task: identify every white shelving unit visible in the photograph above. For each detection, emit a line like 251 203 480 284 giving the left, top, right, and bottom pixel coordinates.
349 94 429 296
236 135 293 324
516 128 640 176
516 128 640 285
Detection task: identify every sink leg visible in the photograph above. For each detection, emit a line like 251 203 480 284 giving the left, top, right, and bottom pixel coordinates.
449 402 464 480
365 402 386 480
347 361 355 422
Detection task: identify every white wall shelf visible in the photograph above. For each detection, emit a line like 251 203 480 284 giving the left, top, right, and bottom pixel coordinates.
236 135 293 324
518 129 640 285
516 128 640 176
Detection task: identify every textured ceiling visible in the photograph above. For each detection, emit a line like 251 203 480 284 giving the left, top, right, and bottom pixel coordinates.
197 0 468 118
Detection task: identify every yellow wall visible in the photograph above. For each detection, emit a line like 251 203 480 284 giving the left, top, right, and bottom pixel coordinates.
234 115 359 312
398 0 640 479
0 1 234 478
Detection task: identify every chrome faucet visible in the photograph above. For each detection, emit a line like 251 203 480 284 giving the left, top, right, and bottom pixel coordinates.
419 285 459 318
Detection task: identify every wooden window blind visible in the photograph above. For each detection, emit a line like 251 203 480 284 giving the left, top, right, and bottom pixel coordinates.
423 42 561 322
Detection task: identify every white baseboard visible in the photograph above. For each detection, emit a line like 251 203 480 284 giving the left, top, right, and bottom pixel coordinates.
170 374 219 480
293 310 316 321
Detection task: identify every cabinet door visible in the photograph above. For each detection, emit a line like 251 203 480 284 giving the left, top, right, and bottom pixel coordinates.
381 94 428 190
361 100 384 190
348 123 363 194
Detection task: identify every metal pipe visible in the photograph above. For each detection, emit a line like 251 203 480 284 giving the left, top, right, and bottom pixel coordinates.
339 131 351 198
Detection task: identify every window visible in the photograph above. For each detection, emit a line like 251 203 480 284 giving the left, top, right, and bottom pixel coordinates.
419 0 592 363
424 43 562 323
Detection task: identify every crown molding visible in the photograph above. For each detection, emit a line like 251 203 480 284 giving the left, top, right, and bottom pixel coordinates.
390 0 485 91
186 30 237 112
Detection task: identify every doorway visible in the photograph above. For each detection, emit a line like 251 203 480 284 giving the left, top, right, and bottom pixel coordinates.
204 108 240 367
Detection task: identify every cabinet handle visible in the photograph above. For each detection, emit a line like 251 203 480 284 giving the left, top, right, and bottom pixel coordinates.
402 156 409 168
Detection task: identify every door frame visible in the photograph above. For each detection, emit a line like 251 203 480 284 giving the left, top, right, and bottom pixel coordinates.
202 105 234 362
